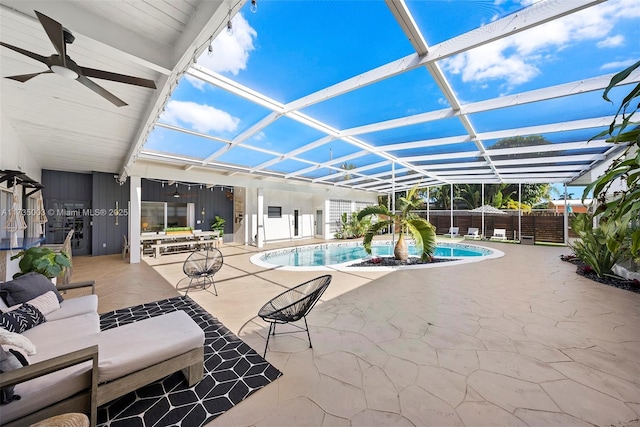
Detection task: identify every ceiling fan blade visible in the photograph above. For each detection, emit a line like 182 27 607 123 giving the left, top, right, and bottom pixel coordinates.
6 70 53 82
0 42 48 65
80 67 156 89
35 11 67 66
77 75 127 107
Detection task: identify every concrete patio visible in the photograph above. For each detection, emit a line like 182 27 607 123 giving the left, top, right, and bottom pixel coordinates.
72 239 640 426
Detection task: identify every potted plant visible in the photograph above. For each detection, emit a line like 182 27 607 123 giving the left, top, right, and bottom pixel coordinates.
10 246 71 280
211 216 226 237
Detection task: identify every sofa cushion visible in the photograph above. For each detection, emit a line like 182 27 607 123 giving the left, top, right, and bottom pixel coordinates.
98 310 204 383
0 315 100 423
5 292 60 317
1 320 99 424
23 312 99 352
0 273 63 306
0 357 93 424
0 304 46 333
23 291 60 316
0 329 36 356
45 294 97 322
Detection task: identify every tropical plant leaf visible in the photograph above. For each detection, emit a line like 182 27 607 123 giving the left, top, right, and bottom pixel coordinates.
603 60 640 102
357 205 390 220
406 218 436 260
631 229 640 258
362 220 392 254
54 252 72 267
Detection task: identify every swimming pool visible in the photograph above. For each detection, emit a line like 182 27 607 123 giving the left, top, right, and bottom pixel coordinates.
251 241 503 271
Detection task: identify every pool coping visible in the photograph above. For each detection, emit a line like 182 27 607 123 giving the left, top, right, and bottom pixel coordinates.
250 240 505 271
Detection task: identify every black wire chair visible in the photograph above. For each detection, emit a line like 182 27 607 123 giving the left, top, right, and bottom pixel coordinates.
179 248 224 296
258 274 332 357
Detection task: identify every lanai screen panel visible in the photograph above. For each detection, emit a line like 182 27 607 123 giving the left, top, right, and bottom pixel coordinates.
136 0 640 191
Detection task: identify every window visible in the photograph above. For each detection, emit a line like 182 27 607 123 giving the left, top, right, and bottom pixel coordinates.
267 206 282 218
355 201 373 211
141 201 166 232
329 199 351 233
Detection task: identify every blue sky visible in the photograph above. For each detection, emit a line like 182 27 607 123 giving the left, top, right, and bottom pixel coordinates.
144 0 640 188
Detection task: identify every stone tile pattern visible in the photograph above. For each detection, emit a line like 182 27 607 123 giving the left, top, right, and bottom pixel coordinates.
97 296 282 427
213 244 640 426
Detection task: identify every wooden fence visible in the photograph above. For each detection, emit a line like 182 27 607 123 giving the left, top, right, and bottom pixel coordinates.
420 210 570 243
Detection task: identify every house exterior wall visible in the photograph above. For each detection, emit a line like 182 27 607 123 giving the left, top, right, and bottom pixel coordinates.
245 188 377 244
547 199 594 214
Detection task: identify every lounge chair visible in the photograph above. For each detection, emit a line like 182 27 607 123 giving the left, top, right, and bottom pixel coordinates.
443 227 460 238
464 227 480 239
258 275 332 357
490 228 507 241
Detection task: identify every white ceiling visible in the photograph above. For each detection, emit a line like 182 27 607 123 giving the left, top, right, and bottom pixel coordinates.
1 0 637 194
0 0 233 174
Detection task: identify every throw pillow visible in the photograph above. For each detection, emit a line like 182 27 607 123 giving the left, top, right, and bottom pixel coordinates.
0 272 64 306
0 328 36 356
0 346 28 404
0 304 46 334
1 344 31 366
6 291 61 317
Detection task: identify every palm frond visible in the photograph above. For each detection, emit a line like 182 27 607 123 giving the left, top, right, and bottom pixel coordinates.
362 220 392 254
357 205 390 220
406 218 436 260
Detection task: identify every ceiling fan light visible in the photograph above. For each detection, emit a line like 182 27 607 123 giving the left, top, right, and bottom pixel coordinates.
50 65 78 80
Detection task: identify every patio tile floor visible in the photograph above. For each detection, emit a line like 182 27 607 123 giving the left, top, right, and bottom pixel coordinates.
73 239 640 427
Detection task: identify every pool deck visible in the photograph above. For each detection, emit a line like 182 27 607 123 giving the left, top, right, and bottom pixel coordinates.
72 237 640 427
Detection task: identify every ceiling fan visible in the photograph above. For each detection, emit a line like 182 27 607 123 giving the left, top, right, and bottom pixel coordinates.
0 10 156 107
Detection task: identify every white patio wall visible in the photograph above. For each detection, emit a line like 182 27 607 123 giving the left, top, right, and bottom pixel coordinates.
244 187 377 245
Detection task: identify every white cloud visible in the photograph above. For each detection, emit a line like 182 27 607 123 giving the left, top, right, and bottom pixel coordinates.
442 0 640 88
194 13 257 77
597 35 624 48
184 74 206 91
161 100 240 134
601 59 638 70
444 38 539 86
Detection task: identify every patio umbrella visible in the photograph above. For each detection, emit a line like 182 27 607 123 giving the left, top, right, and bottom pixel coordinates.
469 205 506 238
469 205 507 215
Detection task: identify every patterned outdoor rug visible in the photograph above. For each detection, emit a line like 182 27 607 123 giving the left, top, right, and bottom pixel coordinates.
97 296 282 427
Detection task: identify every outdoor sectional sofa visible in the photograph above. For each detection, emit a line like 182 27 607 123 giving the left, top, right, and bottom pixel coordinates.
0 273 205 426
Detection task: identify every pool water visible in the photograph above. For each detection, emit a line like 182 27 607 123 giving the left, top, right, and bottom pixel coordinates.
260 242 491 268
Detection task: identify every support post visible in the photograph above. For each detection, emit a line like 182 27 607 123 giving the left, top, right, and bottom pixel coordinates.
563 184 568 245
129 176 141 264
391 162 396 248
450 183 454 230
426 186 430 223
518 182 522 242
481 183 485 238
257 188 264 248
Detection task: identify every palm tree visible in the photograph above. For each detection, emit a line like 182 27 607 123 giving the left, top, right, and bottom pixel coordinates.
456 184 480 209
340 162 357 181
357 185 436 261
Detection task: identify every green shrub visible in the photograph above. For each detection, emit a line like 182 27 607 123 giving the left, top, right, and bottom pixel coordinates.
569 213 629 278
210 216 226 237
334 211 371 239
